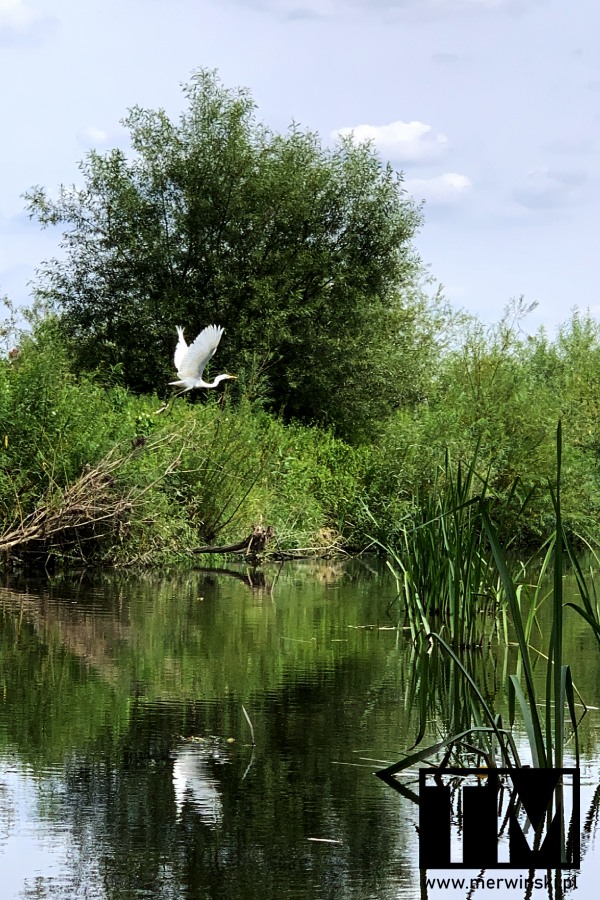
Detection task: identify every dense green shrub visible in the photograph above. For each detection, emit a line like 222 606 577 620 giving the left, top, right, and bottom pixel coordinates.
368 303 600 547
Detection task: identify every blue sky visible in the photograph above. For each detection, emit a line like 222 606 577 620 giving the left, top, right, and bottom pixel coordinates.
1 0 598 333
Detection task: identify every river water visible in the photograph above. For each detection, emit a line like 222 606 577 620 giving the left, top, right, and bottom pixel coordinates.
0 560 598 899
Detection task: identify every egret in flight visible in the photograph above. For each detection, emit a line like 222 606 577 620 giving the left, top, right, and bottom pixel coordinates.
170 324 236 391
155 324 235 414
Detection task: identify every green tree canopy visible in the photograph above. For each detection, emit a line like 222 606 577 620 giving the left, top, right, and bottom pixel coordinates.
26 69 428 440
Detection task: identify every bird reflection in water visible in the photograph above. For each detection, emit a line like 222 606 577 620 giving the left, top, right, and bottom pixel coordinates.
171 738 229 826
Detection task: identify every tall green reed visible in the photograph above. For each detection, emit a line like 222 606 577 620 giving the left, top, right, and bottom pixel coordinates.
378 422 583 777
482 423 583 769
384 449 501 650
564 539 600 649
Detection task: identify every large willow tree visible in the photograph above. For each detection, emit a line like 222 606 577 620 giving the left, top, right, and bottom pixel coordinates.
26 69 429 440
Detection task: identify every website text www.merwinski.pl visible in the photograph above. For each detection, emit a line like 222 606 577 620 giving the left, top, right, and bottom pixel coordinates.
424 874 578 892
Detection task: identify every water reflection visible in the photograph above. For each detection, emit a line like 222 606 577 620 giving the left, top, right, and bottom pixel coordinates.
171 738 228 825
0 560 597 898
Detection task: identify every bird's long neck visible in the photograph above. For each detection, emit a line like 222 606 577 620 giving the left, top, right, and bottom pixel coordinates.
205 374 233 388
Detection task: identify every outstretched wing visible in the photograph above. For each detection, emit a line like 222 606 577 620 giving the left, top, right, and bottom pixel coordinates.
178 325 225 380
174 326 188 372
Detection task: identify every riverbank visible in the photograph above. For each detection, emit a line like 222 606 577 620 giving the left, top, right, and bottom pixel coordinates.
2 309 600 571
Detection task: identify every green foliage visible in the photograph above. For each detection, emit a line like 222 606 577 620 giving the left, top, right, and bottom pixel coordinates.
6 298 600 566
0 322 374 567
26 68 425 441
368 300 600 550
0 320 133 525
17 69 600 549
8 240 600 568
264 420 369 546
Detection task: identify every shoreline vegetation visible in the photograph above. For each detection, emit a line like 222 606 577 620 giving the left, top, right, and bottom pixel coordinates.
2 301 600 573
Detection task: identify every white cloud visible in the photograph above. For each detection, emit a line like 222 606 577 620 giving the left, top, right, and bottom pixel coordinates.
79 126 109 146
0 0 54 43
333 120 448 163
513 167 586 210
0 0 36 30
405 172 472 204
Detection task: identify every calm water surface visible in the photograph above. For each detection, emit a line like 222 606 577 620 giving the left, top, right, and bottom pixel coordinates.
0 560 598 899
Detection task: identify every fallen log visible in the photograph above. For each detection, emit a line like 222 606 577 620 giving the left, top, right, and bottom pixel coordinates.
192 524 275 559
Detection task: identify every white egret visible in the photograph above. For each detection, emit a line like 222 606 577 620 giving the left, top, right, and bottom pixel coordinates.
170 324 236 391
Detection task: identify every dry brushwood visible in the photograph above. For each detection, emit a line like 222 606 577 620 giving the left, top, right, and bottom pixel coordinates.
0 432 186 564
